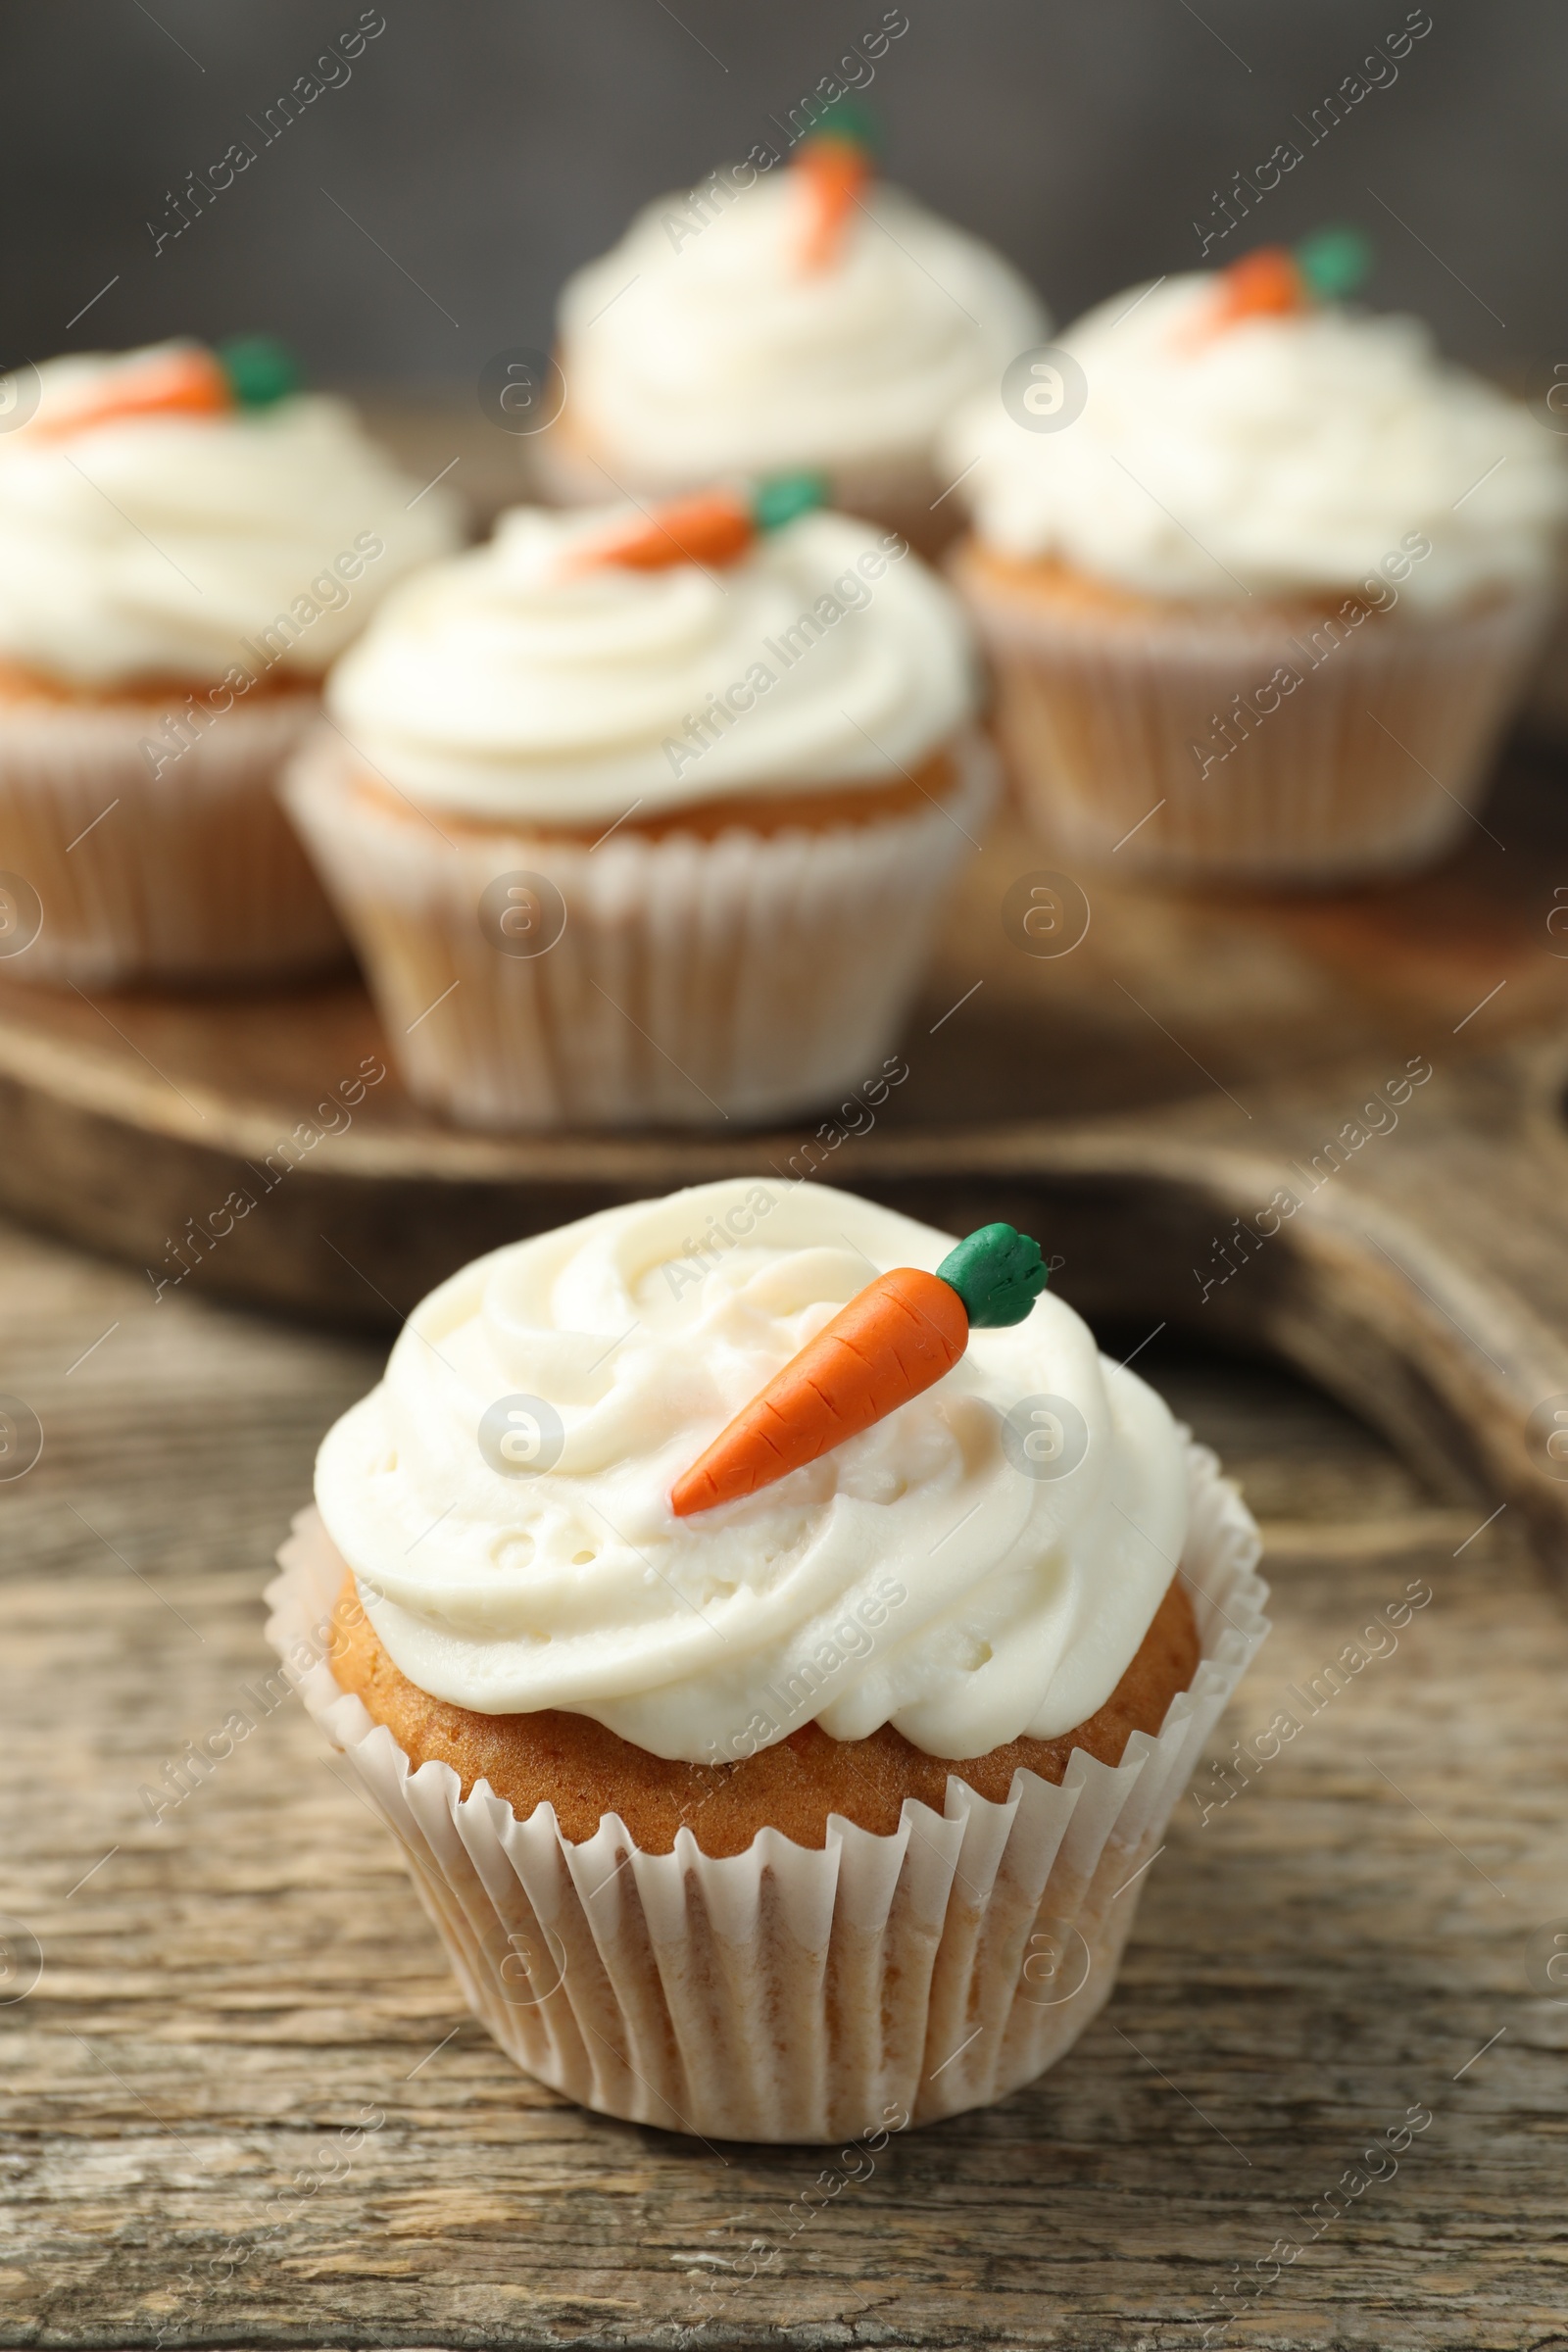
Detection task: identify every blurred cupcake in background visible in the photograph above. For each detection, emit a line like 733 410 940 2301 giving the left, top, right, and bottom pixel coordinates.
285 484 989 1129
944 234 1568 884
0 339 461 986
537 106 1046 558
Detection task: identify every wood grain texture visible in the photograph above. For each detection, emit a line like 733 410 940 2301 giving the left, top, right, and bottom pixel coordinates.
7 756 1568 1586
2 1213 1566 2351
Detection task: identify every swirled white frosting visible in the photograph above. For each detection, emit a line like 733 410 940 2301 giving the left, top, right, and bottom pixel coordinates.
325 505 977 821
556 170 1047 479
314 1181 1191 1764
0 345 462 687
945 275 1568 612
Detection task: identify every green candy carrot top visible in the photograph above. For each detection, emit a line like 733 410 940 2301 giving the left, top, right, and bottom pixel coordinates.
670 1221 1048 1517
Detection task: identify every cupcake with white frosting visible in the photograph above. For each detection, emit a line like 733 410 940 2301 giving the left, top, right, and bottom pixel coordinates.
269 1178 1268 2140
539 117 1046 556
286 489 990 1129
944 239 1568 881
0 339 461 984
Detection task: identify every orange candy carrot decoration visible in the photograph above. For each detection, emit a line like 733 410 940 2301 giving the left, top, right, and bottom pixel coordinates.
672 1269 966 1516
671 1223 1048 1517
573 489 756 573
1212 244 1308 327
568 471 828 574
28 335 301 443
31 345 232 443
790 99 878 275
795 132 873 272
1195 226 1375 343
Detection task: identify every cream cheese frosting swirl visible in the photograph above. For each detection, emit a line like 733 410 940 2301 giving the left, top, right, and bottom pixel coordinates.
945 275 1568 612
325 506 977 822
0 345 461 687
314 1181 1191 1764
557 172 1047 478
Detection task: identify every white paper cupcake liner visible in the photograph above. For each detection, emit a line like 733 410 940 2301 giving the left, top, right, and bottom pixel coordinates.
266 1440 1267 2143
284 731 995 1130
953 554 1550 884
0 686 345 985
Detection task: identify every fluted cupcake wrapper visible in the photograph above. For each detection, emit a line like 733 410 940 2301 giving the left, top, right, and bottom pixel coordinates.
954 559 1550 884
266 1442 1268 2144
0 688 346 986
284 730 994 1130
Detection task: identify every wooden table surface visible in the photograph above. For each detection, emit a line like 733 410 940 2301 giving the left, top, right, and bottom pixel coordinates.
3 1206 1566 2352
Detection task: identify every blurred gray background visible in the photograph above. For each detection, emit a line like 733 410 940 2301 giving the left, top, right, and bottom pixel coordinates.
3 0 1562 390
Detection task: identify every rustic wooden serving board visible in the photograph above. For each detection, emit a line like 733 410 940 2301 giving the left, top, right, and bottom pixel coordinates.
3 1208 1564 2350
5 741 1568 1576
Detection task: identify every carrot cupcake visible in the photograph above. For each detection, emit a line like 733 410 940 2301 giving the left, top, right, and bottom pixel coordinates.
537 112 1046 557
0 340 461 984
285 487 989 1129
270 1179 1268 2141
944 236 1568 882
